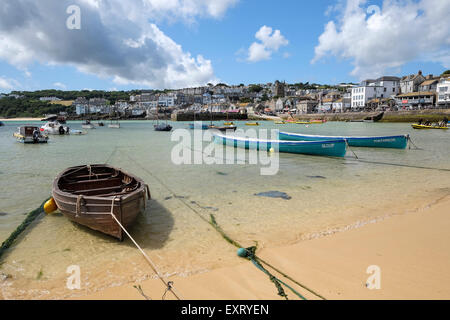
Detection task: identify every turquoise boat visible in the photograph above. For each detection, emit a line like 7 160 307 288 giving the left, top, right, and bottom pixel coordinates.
279 131 409 149
213 133 347 157
189 123 210 130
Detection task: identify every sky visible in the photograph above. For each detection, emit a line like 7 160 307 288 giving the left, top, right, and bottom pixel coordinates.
0 0 449 93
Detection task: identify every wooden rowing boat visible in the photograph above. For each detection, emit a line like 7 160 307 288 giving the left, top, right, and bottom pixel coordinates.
52 164 150 240
245 122 259 126
279 131 409 149
213 133 347 157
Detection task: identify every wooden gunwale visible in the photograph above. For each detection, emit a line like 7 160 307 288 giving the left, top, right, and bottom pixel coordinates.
52 164 147 240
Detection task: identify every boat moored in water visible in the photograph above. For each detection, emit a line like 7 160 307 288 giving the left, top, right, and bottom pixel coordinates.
411 124 448 130
279 131 409 149
209 125 237 132
108 119 121 128
189 123 210 130
14 126 49 144
154 123 173 131
213 133 347 157
82 120 95 129
41 120 70 135
52 164 150 240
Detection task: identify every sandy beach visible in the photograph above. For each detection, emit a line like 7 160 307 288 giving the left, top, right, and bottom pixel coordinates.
77 194 450 300
0 118 42 122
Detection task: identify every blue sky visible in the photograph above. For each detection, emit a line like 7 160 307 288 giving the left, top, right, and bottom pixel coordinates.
0 0 448 92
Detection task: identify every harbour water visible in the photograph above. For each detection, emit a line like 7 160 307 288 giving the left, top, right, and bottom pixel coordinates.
0 120 449 299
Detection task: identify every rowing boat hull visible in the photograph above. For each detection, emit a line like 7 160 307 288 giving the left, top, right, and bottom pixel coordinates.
52 165 148 240
279 132 408 149
189 123 209 130
214 134 347 157
411 124 448 130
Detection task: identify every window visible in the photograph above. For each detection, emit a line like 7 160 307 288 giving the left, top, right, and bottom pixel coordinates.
384 88 387 92
439 86 448 92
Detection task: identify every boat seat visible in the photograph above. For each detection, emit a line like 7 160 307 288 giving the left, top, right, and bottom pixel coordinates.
63 177 123 188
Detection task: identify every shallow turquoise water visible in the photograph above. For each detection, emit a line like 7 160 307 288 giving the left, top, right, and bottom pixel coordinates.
0 120 449 298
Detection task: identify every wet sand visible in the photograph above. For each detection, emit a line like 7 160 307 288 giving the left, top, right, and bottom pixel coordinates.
77 195 450 300
0 118 42 122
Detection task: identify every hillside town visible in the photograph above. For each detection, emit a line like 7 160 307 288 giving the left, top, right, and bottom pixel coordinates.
2 70 449 119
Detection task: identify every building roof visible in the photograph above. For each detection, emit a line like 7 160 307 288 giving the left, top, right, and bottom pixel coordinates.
377 76 400 81
396 91 436 98
419 79 439 86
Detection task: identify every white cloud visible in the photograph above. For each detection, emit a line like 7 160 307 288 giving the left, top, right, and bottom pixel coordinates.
0 0 238 89
247 26 289 62
53 82 67 89
312 0 450 79
0 77 20 90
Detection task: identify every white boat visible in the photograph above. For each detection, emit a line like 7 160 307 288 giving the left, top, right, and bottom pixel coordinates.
71 130 87 135
108 119 120 128
41 120 70 135
13 126 49 144
82 120 95 129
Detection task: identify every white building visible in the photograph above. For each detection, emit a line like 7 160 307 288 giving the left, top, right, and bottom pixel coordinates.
436 77 450 108
158 94 176 107
40 97 62 101
351 76 400 109
400 71 426 94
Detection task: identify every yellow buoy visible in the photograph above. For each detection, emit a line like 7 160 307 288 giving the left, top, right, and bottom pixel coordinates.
44 198 58 214
269 148 275 153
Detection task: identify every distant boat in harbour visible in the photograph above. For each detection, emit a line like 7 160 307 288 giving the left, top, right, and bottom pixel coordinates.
82 120 95 129
154 123 173 131
14 126 49 144
279 131 409 149
214 133 347 157
108 119 120 128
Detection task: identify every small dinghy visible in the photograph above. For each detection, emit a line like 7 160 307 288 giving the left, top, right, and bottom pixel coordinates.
108 119 121 128
154 123 173 132
189 123 210 130
82 120 95 129
14 126 49 144
214 133 347 157
209 125 237 133
52 164 150 240
279 131 409 149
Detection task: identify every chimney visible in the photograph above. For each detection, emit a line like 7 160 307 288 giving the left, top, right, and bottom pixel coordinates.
418 70 422 75
426 74 433 80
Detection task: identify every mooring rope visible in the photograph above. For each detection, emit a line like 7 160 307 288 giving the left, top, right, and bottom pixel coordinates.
123 152 326 300
0 198 50 260
407 135 422 150
108 196 182 300
345 140 359 159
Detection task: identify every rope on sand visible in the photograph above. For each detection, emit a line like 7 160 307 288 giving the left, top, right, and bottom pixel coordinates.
108 197 182 301
210 214 327 301
0 198 50 261
123 152 326 300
